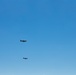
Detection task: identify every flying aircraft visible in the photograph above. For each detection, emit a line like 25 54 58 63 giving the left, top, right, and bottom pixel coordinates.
23 57 28 60
20 40 27 42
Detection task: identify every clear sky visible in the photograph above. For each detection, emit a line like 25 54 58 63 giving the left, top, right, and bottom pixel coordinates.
0 0 76 75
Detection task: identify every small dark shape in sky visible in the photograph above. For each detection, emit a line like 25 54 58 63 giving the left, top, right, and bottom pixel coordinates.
20 40 27 42
23 57 28 60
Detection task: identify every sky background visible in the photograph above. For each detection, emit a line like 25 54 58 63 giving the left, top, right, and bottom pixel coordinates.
0 0 76 75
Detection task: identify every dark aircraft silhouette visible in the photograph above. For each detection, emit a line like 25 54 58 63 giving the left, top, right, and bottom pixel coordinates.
23 57 28 59
20 40 27 42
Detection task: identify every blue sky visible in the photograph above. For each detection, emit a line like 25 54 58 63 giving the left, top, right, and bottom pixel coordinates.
0 0 76 75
